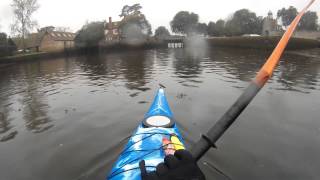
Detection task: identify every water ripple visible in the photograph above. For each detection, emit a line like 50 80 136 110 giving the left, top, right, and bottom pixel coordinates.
1 48 320 180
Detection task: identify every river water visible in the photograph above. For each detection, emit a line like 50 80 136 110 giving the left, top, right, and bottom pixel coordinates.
0 48 320 180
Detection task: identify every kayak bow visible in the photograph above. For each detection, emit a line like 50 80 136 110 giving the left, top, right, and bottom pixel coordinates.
108 88 184 180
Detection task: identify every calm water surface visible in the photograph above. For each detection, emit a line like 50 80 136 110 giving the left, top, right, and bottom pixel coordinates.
1 48 320 180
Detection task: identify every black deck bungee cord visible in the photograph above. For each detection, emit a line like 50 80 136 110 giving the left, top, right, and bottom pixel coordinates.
109 143 182 179
108 133 183 179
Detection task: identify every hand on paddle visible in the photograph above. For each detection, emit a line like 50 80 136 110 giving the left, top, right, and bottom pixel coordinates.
139 150 205 180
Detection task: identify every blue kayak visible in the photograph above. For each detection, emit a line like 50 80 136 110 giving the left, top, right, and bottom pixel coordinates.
107 88 185 180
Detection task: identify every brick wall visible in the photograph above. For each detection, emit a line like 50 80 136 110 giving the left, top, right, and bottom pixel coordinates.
39 34 74 52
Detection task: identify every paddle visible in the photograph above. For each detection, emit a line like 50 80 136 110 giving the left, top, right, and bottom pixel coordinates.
190 0 316 161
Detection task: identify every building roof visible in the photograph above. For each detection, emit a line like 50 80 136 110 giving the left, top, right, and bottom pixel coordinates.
12 31 76 49
105 21 121 29
48 31 76 41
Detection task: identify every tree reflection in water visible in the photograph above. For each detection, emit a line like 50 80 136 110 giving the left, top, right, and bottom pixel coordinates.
204 48 320 93
275 53 320 93
0 66 18 142
20 63 53 133
0 106 17 142
173 49 204 87
119 50 152 91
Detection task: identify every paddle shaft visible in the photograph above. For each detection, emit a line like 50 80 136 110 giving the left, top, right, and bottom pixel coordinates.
191 0 316 161
191 83 261 161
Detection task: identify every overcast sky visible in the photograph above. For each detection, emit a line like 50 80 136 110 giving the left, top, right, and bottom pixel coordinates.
0 0 319 35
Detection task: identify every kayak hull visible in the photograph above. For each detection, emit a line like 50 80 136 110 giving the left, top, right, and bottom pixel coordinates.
108 89 184 180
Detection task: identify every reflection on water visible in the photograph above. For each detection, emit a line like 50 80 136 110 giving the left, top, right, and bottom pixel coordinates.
207 48 268 82
119 50 152 91
173 49 204 87
0 48 320 180
275 55 320 93
20 64 53 133
0 68 17 142
0 107 17 142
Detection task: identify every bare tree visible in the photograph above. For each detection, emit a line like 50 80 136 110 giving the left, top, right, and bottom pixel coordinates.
11 0 39 51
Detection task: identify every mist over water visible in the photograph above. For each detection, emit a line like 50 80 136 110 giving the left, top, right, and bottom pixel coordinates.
0 48 320 180
184 35 208 59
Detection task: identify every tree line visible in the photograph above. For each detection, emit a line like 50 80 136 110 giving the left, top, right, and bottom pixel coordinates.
1 1 319 51
160 6 319 38
0 32 16 57
73 4 319 46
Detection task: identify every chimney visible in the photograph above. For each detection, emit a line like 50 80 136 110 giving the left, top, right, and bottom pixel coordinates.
108 17 113 29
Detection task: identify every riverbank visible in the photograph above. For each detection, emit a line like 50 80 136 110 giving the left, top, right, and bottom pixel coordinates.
0 41 165 64
0 49 77 64
207 36 319 50
1 36 319 64
287 48 320 59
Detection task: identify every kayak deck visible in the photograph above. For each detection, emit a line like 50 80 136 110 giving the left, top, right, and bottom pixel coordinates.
108 125 182 179
107 89 184 180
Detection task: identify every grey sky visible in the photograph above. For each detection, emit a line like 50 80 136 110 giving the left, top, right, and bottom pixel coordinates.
0 0 319 35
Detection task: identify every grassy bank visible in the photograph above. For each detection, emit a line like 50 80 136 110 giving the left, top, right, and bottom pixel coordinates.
0 43 163 64
207 36 319 50
0 49 77 64
2 52 47 59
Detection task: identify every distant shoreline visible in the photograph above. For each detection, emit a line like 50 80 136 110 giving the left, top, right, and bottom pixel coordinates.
0 50 77 64
207 36 319 50
1 36 319 64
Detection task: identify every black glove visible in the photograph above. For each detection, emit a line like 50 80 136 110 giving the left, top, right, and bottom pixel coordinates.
139 150 205 180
